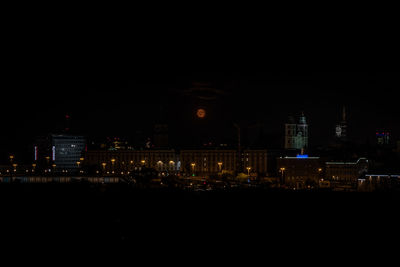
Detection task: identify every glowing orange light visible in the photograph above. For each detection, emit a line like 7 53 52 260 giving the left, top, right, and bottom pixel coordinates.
196 108 206 118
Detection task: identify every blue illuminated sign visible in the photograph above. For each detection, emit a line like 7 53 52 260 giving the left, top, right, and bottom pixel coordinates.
297 155 309 158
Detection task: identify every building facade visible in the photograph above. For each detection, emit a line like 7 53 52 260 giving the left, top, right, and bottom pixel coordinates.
33 134 86 173
325 158 368 190
243 150 268 176
180 150 237 177
84 150 180 174
376 131 390 146
52 135 86 172
285 113 308 150
277 156 322 189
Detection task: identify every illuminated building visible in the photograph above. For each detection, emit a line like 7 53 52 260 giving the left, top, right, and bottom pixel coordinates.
376 131 390 145
284 113 308 150
84 150 180 173
335 106 348 140
326 158 368 190
52 135 86 173
277 155 322 189
180 150 237 177
33 135 85 173
243 150 268 176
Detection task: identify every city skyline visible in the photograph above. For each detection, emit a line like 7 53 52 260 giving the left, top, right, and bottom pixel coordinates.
1 72 399 160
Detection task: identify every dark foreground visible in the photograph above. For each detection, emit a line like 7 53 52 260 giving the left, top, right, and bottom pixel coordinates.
1 183 399 249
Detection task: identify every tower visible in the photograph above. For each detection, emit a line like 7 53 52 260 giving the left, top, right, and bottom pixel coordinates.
285 113 308 150
285 116 297 149
335 106 347 140
296 112 308 150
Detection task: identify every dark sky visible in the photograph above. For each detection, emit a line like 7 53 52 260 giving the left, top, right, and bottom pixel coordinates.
1 71 399 160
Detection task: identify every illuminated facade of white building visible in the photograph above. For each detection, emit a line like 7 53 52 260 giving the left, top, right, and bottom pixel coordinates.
285 113 308 150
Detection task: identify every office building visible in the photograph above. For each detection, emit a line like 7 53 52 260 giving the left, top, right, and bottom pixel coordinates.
52 135 86 172
33 134 86 173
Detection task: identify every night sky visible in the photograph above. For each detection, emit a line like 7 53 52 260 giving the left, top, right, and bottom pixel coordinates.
1 71 399 161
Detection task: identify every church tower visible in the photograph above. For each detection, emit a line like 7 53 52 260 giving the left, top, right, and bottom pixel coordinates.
335 106 347 140
285 113 308 150
296 112 308 150
285 116 297 149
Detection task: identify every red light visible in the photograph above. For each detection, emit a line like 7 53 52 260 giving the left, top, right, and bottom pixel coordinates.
203 182 206 185
65 115 70 119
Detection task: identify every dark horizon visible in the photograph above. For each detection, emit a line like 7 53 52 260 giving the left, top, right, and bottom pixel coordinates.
1 71 399 161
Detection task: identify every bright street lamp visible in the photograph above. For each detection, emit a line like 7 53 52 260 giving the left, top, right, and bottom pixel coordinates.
246 166 251 176
191 163 196 175
280 167 286 185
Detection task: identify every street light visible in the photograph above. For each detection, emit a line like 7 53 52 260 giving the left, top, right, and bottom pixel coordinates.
280 167 286 186
191 163 196 176
13 163 18 172
246 166 251 176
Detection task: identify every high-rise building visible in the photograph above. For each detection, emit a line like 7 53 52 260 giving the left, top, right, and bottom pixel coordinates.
33 134 86 173
335 106 348 140
51 135 86 172
284 113 308 150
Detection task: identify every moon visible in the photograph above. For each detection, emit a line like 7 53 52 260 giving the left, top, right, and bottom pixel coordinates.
196 108 206 118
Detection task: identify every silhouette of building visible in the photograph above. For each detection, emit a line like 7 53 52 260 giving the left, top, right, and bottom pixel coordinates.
284 112 308 150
